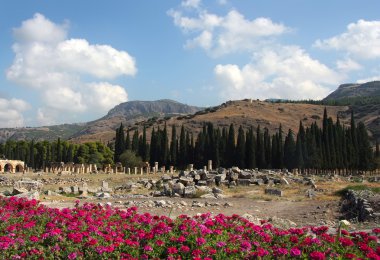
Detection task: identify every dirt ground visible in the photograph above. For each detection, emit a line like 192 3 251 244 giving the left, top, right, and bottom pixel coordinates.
2 172 380 230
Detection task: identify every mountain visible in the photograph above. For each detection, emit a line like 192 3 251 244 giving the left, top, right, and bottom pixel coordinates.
0 81 379 144
0 124 86 143
324 81 380 100
68 99 203 142
69 99 352 144
0 99 203 142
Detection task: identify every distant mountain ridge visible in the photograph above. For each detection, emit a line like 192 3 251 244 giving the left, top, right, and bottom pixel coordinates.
103 99 202 119
0 99 203 142
324 81 380 100
0 82 379 143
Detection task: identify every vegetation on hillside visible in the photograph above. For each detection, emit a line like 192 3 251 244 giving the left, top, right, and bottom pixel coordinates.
114 109 376 171
0 140 113 169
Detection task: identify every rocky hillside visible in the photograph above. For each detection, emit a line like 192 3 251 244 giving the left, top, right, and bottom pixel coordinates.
324 81 380 100
0 100 203 142
69 100 352 143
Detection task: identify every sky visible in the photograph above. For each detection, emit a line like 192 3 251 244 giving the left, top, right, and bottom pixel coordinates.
0 0 379 128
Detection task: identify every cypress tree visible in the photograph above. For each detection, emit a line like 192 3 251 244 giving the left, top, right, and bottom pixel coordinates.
263 128 271 168
357 122 373 170
350 110 358 168
295 133 304 170
132 130 139 153
125 130 131 150
271 134 279 168
149 128 156 165
29 140 35 169
236 126 245 169
256 125 265 169
141 126 147 161
214 128 221 167
170 125 177 165
376 140 380 158
179 125 186 167
283 129 296 170
245 126 256 169
161 124 169 166
277 125 284 168
185 131 192 166
57 138 62 162
226 124 236 167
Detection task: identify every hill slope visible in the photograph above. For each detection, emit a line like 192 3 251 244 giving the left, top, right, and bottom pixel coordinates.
324 81 380 100
69 100 352 144
0 100 203 142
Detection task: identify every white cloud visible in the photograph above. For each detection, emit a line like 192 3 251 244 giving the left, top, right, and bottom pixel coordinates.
336 58 362 72
215 45 342 100
85 82 128 112
6 13 135 125
0 98 30 127
169 7 289 56
357 76 380 83
181 0 201 9
314 19 380 59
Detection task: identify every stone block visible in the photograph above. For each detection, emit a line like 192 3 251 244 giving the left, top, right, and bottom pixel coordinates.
265 188 283 197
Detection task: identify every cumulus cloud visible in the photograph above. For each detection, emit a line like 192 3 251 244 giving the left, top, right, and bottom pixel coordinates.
6 13 136 125
215 46 342 100
0 98 30 127
336 58 362 72
181 0 201 9
314 19 380 59
168 6 289 56
357 76 380 84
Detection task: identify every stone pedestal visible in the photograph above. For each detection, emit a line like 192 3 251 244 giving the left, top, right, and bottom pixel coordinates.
169 166 174 174
208 160 212 171
134 167 138 175
188 164 194 171
127 168 131 174
154 162 159 173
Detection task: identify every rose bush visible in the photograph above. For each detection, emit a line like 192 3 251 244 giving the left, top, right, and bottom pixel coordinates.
0 196 379 259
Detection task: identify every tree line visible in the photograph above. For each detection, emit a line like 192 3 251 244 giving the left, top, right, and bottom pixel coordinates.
115 109 377 171
0 140 113 169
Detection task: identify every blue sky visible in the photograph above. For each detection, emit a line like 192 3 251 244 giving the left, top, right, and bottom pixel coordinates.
0 0 379 127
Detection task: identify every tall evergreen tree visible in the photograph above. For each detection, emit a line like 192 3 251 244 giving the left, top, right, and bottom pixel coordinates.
170 125 177 165
226 124 236 167
283 129 296 170
57 138 62 162
256 125 265 169
236 126 246 169
132 130 139 153
263 128 271 168
245 126 256 169
357 122 373 170
178 125 186 167
125 130 131 150
376 140 380 158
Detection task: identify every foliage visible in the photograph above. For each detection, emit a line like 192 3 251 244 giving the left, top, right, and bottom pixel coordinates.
0 140 113 168
119 150 144 168
0 197 379 259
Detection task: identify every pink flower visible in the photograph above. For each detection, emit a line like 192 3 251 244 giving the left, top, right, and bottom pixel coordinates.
29 236 39 242
310 251 325 260
180 245 190 253
68 252 77 260
141 245 151 252
167 247 178 254
216 241 226 248
290 247 301 257
339 237 354 247
240 240 252 252
196 237 206 246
